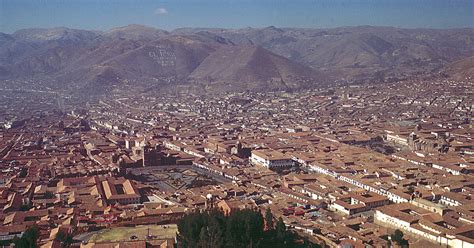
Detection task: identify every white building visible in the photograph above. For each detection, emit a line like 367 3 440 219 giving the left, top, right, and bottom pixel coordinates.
375 204 474 248
250 149 294 168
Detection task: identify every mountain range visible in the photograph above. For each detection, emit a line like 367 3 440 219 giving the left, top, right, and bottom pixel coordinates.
1 24 473 95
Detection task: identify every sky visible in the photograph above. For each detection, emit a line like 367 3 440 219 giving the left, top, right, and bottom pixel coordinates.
0 0 473 33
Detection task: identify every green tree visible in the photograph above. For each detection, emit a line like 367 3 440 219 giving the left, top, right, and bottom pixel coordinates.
198 227 209 248
264 208 274 231
391 229 403 243
391 229 409 248
207 210 225 248
399 239 409 248
177 210 208 248
55 231 65 242
55 230 74 248
14 226 39 248
275 217 286 241
225 210 247 248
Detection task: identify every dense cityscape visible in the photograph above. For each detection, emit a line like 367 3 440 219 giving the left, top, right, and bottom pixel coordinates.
0 77 472 247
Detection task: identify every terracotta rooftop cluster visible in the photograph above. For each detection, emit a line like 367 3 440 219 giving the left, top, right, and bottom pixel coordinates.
0 79 472 247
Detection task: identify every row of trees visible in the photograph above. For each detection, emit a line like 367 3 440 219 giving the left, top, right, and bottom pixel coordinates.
177 208 321 248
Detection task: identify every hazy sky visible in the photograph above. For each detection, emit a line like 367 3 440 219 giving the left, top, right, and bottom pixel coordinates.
1 0 473 33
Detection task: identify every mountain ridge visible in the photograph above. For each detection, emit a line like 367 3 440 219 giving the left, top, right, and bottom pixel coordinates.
1 25 473 96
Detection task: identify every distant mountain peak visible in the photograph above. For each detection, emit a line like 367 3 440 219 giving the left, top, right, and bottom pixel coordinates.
188 44 320 92
107 24 160 32
263 26 284 33
105 24 168 40
12 27 100 42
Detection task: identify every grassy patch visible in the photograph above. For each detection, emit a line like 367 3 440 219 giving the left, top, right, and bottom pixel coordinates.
89 224 177 242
